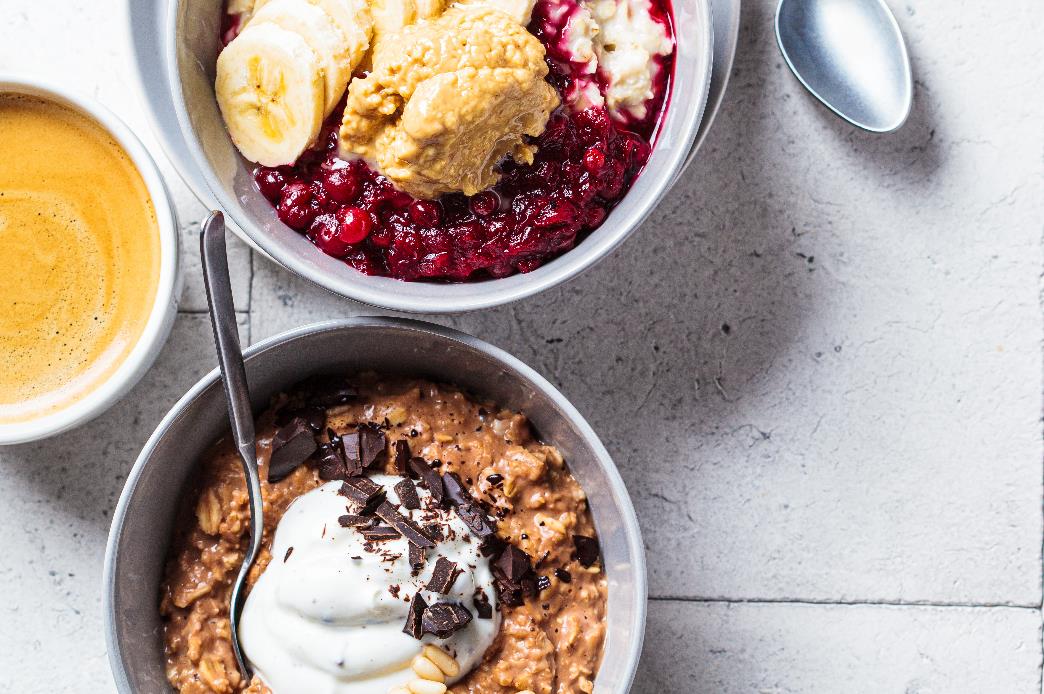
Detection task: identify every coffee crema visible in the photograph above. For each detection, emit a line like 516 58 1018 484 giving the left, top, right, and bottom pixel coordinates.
0 94 161 424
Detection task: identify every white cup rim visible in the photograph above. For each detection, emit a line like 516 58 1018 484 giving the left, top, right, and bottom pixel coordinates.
0 75 181 445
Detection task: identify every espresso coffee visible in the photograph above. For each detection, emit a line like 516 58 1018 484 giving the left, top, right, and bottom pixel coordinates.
0 93 161 424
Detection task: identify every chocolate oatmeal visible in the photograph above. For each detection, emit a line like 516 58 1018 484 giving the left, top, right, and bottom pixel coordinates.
160 374 607 694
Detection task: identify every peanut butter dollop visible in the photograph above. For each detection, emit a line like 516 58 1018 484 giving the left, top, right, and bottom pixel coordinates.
338 5 560 199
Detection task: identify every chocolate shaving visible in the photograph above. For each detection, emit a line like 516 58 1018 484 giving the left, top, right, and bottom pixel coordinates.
284 547 294 562
338 514 373 527
573 535 600 567
408 457 444 504
315 442 348 480
408 543 426 571
554 568 572 584
473 588 493 619
376 502 436 549
394 478 421 510
536 575 551 592
360 526 400 541
358 423 387 469
403 592 427 639
393 439 411 475
421 602 473 638
268 418 318 482
425 557 461 594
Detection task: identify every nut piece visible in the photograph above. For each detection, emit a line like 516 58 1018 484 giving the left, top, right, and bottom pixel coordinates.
422 644 461 677
408 680 448 694
411 655 446 682
195 490 222 535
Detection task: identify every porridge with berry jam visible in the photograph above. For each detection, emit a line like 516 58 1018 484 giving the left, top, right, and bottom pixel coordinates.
215 0 675 280
161 374 607 694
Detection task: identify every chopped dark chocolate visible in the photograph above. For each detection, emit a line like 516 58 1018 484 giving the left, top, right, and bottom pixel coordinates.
486 473 504 487
573 535 600 567
554 568 572 584
376 502 436 549
358 423 387 469
340 431 363 477
268 418 318 482
425 557 461 594
394 478 421 510
479 536 505 557
494 578 523 607
441 472 472 507
421 602 473 638
403 592 427 639
536 575 552 592
408 543 425 571
339 477 386 515
393 439 410 475
454 501 497 539
494 546 533 583
338 514 372 527
360 526 400 541
473 588 493 619
309 378 359 407
315 442 348 480
408 457 444 504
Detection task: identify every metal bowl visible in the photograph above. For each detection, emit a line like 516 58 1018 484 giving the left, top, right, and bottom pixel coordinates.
104 318 647 693
164 0 714 312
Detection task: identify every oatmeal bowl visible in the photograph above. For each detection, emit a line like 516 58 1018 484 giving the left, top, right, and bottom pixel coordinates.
166 0 712 311
104 317 646 693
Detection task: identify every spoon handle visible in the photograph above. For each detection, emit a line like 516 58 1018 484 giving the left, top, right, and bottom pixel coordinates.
200 211 263 682
201 212 255 457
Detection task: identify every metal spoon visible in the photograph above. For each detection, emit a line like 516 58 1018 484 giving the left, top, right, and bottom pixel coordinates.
200 211 263 683
775 0 913 132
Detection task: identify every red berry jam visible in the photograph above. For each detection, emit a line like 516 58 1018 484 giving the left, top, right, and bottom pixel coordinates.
250 0 674 282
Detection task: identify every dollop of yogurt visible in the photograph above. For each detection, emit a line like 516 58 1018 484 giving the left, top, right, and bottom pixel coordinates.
239 476 501 693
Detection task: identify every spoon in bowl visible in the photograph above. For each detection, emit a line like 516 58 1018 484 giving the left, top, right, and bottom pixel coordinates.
200 211 263 683
775 0 913 132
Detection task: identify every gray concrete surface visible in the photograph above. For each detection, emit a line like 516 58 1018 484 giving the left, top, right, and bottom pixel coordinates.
0 0 1042 692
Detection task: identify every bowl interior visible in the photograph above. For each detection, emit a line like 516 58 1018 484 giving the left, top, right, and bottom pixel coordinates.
167 0 712 312
106 319 646 693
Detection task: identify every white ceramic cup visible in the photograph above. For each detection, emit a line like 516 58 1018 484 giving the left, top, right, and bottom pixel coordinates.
0 76 182 445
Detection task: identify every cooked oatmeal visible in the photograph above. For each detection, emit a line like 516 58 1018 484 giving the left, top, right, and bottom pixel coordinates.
160 375 607 694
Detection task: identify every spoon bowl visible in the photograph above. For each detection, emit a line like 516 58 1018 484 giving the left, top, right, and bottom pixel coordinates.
776 0 913 133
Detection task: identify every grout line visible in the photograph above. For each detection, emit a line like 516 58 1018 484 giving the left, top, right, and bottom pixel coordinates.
177 309 250 315
649 595 1042 610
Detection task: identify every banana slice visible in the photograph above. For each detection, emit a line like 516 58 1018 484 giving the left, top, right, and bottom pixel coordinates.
415 0 448 20
249 0 354 115
370 0 417 43
216 23 325 166
251 0 372 68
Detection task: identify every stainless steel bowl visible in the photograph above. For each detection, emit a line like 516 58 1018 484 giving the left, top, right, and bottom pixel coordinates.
165 0 714 313
104 318 647 693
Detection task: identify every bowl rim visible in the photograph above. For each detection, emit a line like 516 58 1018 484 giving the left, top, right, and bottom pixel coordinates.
103 316 649 692
165 0 714 313
0 75 182 445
